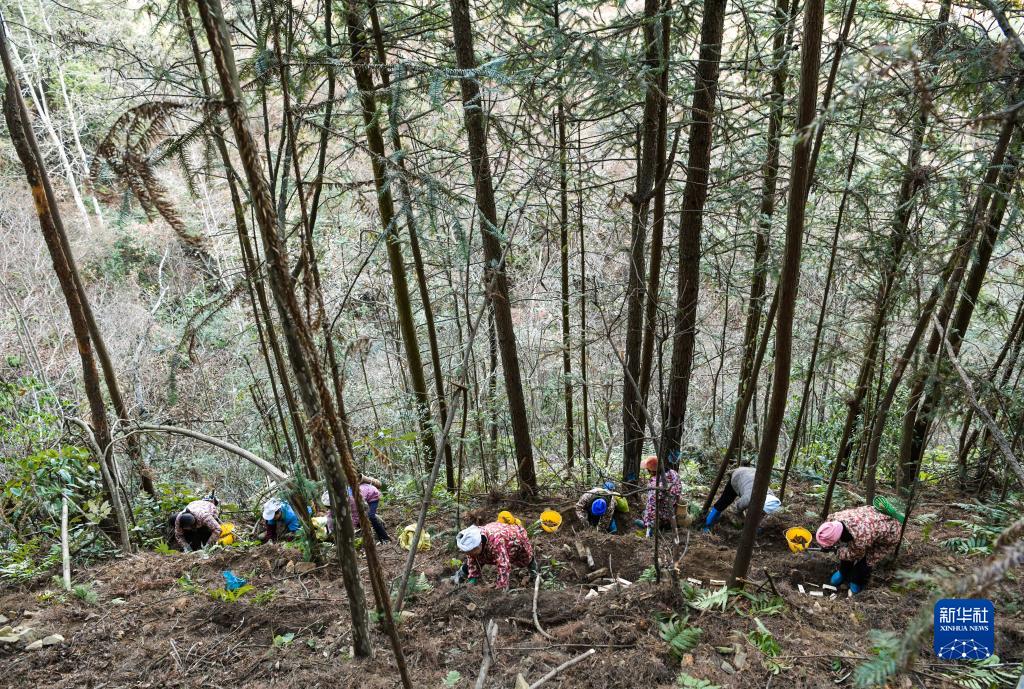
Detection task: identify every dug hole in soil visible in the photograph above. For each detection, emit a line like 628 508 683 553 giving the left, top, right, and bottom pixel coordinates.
1 480 1021 688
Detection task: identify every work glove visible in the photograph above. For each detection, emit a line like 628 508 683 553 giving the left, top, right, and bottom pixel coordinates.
451 568 466 585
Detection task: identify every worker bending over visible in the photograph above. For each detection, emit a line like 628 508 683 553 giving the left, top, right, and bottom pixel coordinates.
260 498 302 542
575 480 623 533
639 455 681 538
321 479 391 544
172 495 222 552
453 522 538 590
703 466 782 532
816 505 901 594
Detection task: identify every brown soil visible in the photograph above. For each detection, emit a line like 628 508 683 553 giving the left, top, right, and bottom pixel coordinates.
1 482 1021 688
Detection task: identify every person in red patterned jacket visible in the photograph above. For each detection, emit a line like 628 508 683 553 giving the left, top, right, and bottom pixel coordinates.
173 497 222 552
640 455 681 539
815 505 901 594
452 522 538 590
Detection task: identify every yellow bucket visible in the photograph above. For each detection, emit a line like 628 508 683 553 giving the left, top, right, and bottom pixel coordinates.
217 522 236 546
785 526 812 553
497 510 522 527
540 510 562 533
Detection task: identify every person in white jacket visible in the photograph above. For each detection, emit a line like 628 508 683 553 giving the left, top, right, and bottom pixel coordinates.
702 466 781 532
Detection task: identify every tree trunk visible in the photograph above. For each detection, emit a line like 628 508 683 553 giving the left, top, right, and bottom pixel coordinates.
554 2 575 467
179 0 317 482
638 1 675 419
621 0 665 479
779 103 865 500
193 0 399 665
448 0 536 494
863 112 1017 502
577 129 593 476
898 131 1020 490
366 0 456 490
342 0 440 492
730 0 823 584
957 295 1024 483
1 70 131 553
701 286 779 514
661 0 729 460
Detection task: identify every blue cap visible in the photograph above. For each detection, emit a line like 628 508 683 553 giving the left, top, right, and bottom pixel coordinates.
603 480 616 491
590 498 608 516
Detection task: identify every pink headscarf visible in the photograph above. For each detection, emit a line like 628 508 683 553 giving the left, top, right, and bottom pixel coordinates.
816 521 843 548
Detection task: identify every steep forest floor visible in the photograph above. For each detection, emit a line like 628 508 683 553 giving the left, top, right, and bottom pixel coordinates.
1 480 1022 688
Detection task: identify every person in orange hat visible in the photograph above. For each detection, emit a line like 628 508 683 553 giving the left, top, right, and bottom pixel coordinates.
640 455 681 538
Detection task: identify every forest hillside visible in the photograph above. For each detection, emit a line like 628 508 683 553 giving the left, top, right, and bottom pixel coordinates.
0 0 1023 686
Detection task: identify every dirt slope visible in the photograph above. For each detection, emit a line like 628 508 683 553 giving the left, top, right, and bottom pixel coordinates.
1 484 1021 688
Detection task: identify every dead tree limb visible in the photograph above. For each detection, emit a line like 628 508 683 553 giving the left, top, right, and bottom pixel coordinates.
532 575 554 640
131 424 289 483
474 619 499 689
528 648 597 689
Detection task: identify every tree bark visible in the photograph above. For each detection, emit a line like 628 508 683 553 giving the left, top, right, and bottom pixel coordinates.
621 0 665 479
193 0 404 665
863 112 1017 502
779 103 865 500
730 0 823 585
637 1 675 425
366 0 456 490
554 0 575 468
661 0 729 459
342 0 440 492
898 131 1020 490
449 0 537 494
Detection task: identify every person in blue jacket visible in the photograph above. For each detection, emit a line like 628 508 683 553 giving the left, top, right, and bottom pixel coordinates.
260 498 302 542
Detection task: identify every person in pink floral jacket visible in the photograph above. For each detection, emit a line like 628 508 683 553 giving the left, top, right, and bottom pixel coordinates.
173 497 222 552
815 505 901 594
640 455 681 537
453 522 537 589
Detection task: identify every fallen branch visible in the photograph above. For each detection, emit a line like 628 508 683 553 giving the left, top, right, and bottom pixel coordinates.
528 647 597 689
131 423 289 483
474 619 498 689
532 575 554 640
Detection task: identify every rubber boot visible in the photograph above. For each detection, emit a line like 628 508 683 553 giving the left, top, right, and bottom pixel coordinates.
702 507 721 533
849 582 862 594
830 570 844 587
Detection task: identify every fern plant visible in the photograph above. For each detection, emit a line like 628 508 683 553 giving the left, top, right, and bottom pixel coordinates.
853 630 901 688
748 618 787 674
71 583 99 605
676 673 720 689
658 614 703 660
209 584 254 603
638 565 658 583
688 585 731 612
933 655 1019 689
